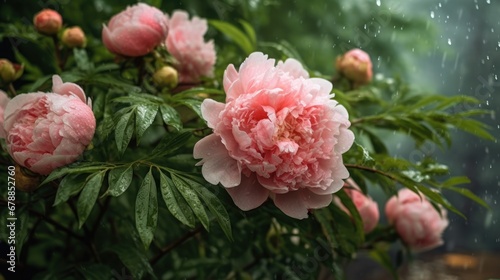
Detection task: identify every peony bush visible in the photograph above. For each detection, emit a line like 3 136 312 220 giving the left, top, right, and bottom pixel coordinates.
0 2 493 279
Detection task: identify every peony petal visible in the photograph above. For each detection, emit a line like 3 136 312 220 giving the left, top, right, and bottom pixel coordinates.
223 64 239 94
225 173 269 211
3 93 45 132
273 189 333 219
276 58 309 79
200 99 225 129
193 134 241 188
52 75 86 103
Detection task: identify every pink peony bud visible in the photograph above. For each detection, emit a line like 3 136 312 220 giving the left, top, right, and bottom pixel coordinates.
33 9 63 35
166 10 216 83
336 178 380 233
385 189 449 252
3 75 96 175
102 3 168 57
62 26 87 48
0 90 10 138
336 48 373 85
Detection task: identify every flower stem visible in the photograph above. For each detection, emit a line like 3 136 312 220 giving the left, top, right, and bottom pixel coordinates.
149 226 203 265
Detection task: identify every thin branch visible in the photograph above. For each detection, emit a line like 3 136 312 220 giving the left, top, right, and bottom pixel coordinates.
90 196 111 238
149 226 203 265
344 164 400 182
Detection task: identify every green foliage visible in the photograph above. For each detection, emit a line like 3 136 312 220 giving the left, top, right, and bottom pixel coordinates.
0 0 494 279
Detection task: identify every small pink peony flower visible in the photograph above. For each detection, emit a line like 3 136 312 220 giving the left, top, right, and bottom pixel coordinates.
385 189 449 252
102 3 168 57
336 48 373 85
33 9 63 35
166 10 216 83
194 52 354 219
0 90 10 138
3 75 96 175
336 178 379 233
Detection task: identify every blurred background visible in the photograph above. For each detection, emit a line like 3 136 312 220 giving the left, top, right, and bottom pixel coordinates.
1 0 499 278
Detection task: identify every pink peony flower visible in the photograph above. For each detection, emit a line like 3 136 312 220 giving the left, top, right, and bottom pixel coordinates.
336 178 379 233
194 52 354 219
3 75 95 175
385 189 449 252
0 90 10 138
336 48 373 85
166 10 216 83
102 3 168 57
33 9 63 35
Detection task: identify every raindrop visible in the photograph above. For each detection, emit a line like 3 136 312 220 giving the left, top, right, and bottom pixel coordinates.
430 11 435 18
438 3 442 7
447 38 452 45
486 0 490 3
475 4 479 9
376 0 381 6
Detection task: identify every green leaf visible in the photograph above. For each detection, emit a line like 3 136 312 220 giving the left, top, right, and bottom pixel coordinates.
336 189 365 244
135 169 158 249
171 174 209 230
159 170 195 227
16 211 30 256
238 19 256 46
110 244 156 280
115 110 134 153
441 176 470 187
415 185 464 218
42 163 105 185
135 104 159 143
442 186 490 210
76 264 113 280
106 165 134 197
73 48 93 72
369 246 399 280
53 173 86 206
209 20 254 54
77 171 106 228
177 99 202 117
151 130 192 157
160 104 182 130
183 176 232 239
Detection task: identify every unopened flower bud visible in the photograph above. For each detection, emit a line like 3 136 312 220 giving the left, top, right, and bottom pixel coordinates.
336 48 373 85
14 165 41 193
33 9 63 35
0 59 23 84
153 66 178 88
62 27 87 48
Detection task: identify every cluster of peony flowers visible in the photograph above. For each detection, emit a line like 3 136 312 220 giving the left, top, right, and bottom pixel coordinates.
194 52 355 219
101 4 216 83
336 48 373 86
335 178 380 233
385 189 449 251
1 76 96 175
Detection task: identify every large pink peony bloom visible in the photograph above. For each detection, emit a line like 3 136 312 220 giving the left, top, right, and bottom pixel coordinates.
3 75 95 175
385 189 449 252
166 10 216 83
336 178 379 233
194 52 354 219
336 48 373 85
0 90 10 138
102 3 168 57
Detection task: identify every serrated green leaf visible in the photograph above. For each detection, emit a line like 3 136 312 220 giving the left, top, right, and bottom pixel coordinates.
135 170 158 249
53 173 86 206
160 105 182 130
171 174 209 230
159 170 195 227
183 176 232 239
106 165 134 197
110 244 156 280
135 103 158 143
77 171 106 228
209 20 254 54
115 110 134 153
